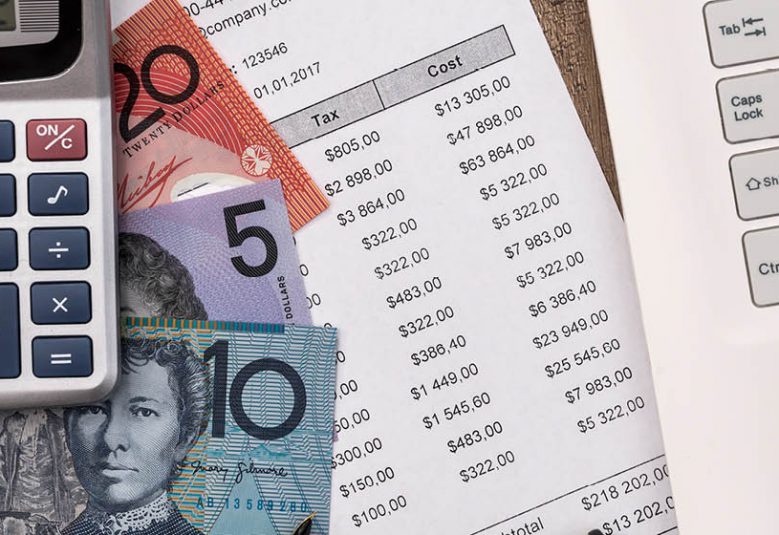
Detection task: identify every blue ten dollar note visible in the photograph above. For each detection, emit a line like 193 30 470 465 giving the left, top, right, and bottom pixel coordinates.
0 319 336 535
119 180 311 325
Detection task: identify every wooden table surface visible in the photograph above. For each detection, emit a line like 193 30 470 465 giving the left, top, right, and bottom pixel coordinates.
530 0 621 208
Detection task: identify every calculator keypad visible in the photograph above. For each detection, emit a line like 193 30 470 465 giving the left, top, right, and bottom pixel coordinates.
1 116 97 382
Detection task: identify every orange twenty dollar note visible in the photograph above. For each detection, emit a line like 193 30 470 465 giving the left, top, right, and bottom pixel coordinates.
112 0 327 230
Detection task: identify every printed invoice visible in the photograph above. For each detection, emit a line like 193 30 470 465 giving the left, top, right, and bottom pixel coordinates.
111 1 679 533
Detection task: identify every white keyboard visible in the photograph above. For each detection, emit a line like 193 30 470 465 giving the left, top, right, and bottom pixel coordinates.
589 0 779 532
705 1 779 305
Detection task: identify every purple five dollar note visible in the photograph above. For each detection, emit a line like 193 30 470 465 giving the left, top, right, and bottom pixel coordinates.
119 180 310 325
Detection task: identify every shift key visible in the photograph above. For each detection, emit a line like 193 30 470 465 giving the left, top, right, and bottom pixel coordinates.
0 285 20 378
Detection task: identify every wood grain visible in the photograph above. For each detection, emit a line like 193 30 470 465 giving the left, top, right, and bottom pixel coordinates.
529 0 621 208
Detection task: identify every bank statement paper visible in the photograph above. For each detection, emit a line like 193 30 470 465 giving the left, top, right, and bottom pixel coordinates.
112 1 678 533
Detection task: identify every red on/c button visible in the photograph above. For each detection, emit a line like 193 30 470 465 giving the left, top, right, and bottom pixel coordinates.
27 119 87 161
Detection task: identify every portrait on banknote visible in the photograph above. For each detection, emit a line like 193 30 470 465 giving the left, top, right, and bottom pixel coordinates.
62 338 209 535
0 337 210 535
118 233 207 321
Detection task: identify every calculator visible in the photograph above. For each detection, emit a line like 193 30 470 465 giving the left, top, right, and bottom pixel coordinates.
0 0 118 409
589 0 779 532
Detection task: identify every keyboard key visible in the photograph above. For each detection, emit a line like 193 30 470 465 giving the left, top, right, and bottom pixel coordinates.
28 173 88 216
29 228 90 270
704 0 779 67
32 337 93 378
0 230 17 271
26 119 87 161
0 121 14 163
705 1 779 68
0 285 20 379
0 174 14 216
731 148 779 220
743 226 779 306
717 70 779 143
31 282 91 325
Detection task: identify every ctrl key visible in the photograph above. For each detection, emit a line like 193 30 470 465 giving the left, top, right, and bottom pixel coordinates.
0 285 20 379
743 226 779 306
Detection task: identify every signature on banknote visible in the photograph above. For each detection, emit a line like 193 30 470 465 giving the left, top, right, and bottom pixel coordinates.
186 460 288 484
117 156 193 213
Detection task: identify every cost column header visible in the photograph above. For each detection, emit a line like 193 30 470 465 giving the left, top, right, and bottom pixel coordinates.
375 26 515 108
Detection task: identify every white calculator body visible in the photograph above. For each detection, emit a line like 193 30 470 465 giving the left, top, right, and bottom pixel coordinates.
589 0 779 532
0 0 119 408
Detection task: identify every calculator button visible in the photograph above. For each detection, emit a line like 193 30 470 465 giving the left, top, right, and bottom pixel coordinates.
29 228 90 271
0 285 20 379
0 230 17 271
705 0 779 67
31 282 91 325
32 337 93 378
0 175 14 216
26 119 87 162
717 70 779 143
28 173 88 216
731 148 779 220
0 121 14 163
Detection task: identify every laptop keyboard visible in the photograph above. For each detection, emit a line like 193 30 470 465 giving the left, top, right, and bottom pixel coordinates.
705 0 779 306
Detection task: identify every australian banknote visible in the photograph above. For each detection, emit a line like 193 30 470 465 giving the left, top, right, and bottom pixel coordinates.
113 0 327 230
119 180 311 325
0 318 337 535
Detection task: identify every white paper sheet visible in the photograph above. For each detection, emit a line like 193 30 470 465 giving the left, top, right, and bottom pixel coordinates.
113 2 678 533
